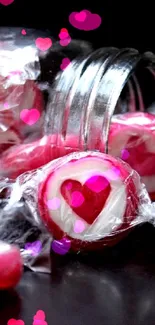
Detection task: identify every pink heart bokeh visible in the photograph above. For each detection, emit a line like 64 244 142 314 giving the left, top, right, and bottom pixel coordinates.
69 10 102 31
75 11 87 22
59 37 71 47
0 0 14 6
21 29 27 35
20 108 40 126
33 310 47 325
35 38 52 51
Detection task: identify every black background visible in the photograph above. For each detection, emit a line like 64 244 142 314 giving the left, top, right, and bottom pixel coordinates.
0 0 155 52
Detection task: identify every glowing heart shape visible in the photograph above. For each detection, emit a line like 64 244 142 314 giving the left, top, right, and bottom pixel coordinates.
59 31 69 40
51 238 71 255
33 310 45 321
35 38 52 51
20 109 40 125
75 11 87 22
0 0 14 5
59 37 71 47
61 176 111 224
7 319 24 325
25 241 42 256
21 29 26 35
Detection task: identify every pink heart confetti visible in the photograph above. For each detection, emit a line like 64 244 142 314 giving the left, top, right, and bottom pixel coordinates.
33 310 45 321
51 238 71 255
59 37 71 47
24 240 42 257
74 219 85 233
75 11 87 22
59 28 69 40
0 0 14 6
69 10 102 31
20 108 40 125
21 29 26 35
33 310 48 325
35 38 52 51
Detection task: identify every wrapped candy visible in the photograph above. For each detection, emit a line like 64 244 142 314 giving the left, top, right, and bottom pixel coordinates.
0 31 92 157
38 151 141 251
0 135 76 179
0 151 152 263
0 28 47 155
107 112 155 201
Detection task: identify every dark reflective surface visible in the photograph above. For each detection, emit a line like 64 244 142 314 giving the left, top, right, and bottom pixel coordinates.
1 223 155 325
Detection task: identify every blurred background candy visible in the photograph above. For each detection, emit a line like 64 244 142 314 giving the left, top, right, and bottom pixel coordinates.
0 241 23 289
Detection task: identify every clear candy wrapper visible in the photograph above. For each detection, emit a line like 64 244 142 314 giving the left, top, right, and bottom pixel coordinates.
0 151 154 273
0 28 92 156
0 28 47 152
107 112 155 201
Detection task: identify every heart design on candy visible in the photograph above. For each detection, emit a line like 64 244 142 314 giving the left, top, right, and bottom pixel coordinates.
38 151 140 252
61 176 111 224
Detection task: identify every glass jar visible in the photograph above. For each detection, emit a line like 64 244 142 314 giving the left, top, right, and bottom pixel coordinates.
45 47 155 199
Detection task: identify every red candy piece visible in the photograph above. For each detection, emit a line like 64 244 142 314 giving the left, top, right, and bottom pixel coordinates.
0 242 23 289
38 151 140 251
